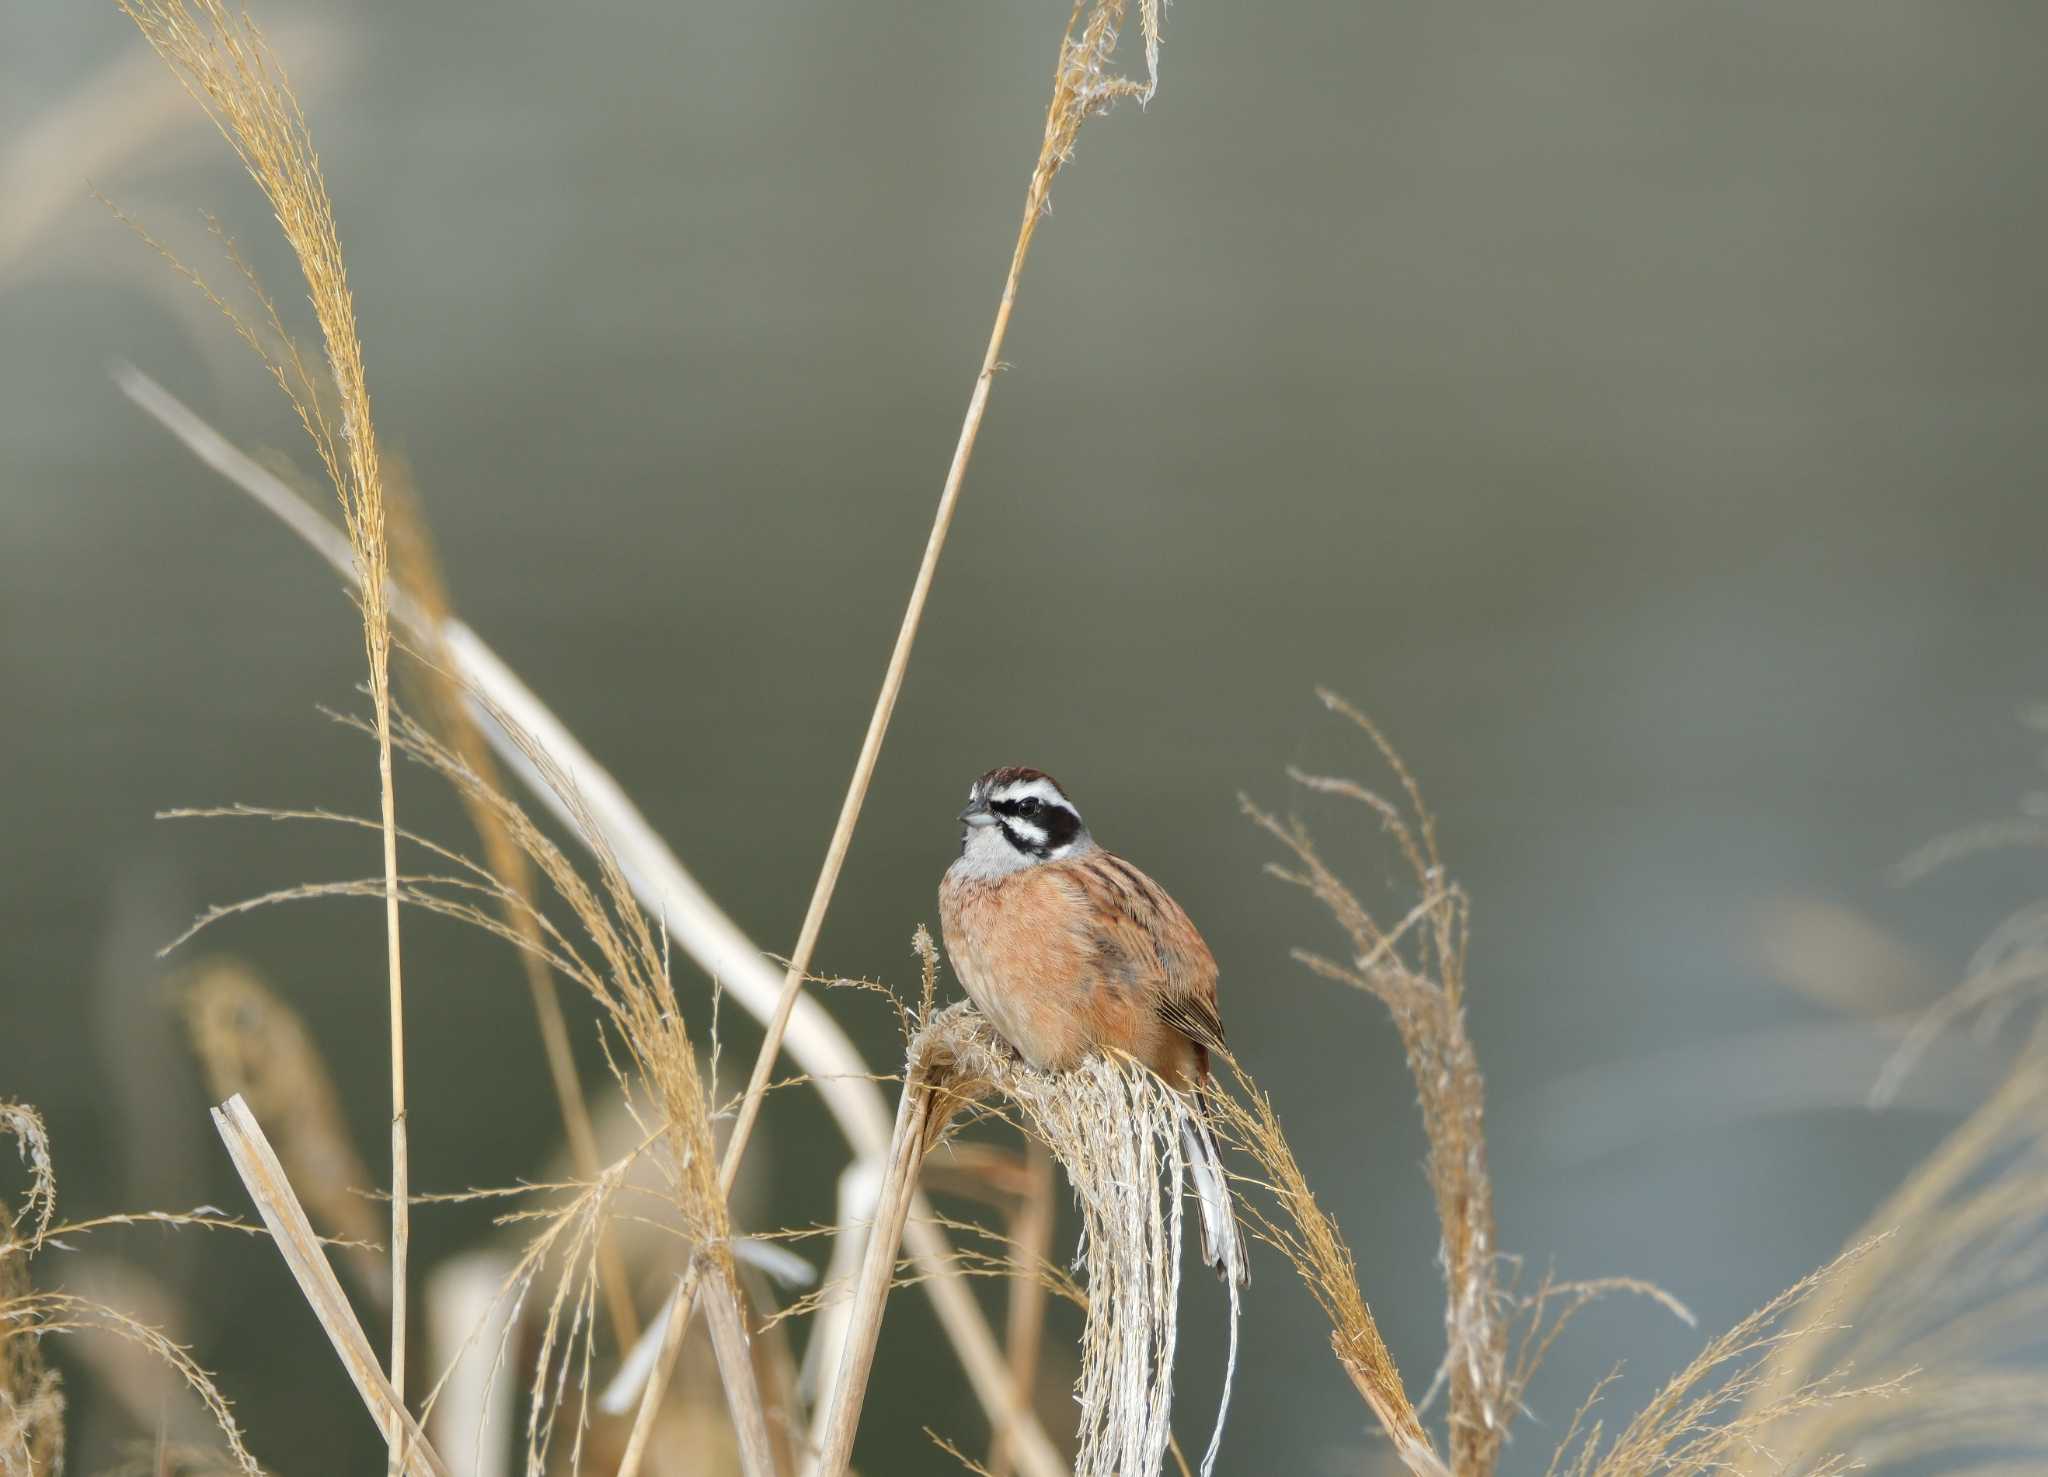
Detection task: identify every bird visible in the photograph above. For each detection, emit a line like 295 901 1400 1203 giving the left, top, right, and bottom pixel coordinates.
938 765 1248 1286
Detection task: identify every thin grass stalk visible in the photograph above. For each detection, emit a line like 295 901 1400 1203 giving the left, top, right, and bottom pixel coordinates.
114 1 412 1448
702 1269 782 1477
117 365 1068 1477
614 1266 699 1477
716 0 1163 1200
210 1094 447 1477
377 667 408 1436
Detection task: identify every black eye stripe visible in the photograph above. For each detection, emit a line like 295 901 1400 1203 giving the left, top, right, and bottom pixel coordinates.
991 794 1083 856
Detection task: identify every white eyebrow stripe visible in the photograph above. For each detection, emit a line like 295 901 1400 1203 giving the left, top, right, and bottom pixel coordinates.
991 777 1076 814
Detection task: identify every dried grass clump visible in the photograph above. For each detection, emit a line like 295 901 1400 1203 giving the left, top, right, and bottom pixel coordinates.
920 1005 1205 1477
814 942 1233 1477
2 1101 261 1477
2 1104 63 1477
1242 694 1708 1477
1549 1241 1904 1477
1238 690 2048 1477
1244 690 1508 1471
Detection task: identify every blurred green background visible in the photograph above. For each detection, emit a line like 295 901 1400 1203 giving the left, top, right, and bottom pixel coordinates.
5 1 2046 1471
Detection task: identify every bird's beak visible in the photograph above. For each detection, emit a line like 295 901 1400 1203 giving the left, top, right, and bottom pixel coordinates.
958 803 996 828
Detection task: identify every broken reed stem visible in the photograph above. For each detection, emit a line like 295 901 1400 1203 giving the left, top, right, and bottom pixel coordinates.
989 1140 1056 1477
614 1267 701 1477
814 1072 941 1476
210 1094 447 1477
117 370 1068 1477
702 1268 781 1477
716 0 1147 1198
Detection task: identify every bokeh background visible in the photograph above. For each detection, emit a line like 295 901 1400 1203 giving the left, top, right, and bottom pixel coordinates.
6 1 2047 1472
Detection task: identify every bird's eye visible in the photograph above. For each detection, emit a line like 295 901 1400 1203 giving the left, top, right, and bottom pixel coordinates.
1014 797 1041 817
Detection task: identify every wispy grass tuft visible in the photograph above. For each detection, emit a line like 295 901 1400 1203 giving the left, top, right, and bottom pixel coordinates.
1245 689 1506 1471
1207 1074 1443 1476
3 1101 263 1477
1244 694 1700 1476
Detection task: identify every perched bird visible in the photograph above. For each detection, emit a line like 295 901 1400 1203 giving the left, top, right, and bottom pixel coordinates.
938 765 1247 1285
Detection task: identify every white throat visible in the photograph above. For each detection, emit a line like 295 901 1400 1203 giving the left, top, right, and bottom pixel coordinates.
950 821 1039 881
948 820 1094 882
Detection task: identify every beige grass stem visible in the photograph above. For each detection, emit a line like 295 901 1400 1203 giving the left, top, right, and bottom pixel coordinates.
703 1272 781 1477
210 1094 447 1477
116 0 413 1445
717 0 1164 1201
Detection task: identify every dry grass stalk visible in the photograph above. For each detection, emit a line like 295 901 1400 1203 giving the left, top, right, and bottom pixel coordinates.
1245 689 1505 1471
615 1265 703 1477
117 367 1065 1474
717 0 1167 1204
385 465 639 1351
701 1273 780 1477
211 1093 445 1477
818 999 1217 1477
177 957 391 1309
116 0 414 1438
1244 694 1703 1475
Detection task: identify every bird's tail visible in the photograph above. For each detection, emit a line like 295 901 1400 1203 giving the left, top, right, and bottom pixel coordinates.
1183 1091 1248 1288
